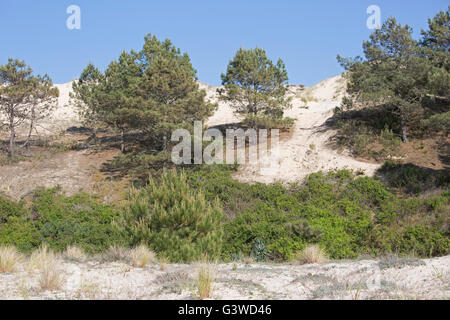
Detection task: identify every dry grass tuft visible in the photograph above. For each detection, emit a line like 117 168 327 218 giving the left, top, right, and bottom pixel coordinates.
298 245 329 265
196 264 214 300
64 245 87 262
100 245 131 262
39 259 64 291
158 255 169 271
130 244 155 268
27 244 64 291
0 245 22 273
28 244 57 272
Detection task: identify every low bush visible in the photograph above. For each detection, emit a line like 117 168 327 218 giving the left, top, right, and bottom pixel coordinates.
376 161 450 194
297 244 328 264
0 188 126 253
130 244 155 268
242 115 295 130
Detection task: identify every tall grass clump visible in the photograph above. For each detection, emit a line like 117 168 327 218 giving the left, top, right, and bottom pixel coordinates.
297 244 329 264
64 245 87 262
130 244 155 268
0 245 22 273
196 264 214 300
28 244 57 271
120 170 224 263
28 245 64 291
38 259 64 291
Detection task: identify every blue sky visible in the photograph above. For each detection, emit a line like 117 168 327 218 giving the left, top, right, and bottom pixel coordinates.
0 0 447 86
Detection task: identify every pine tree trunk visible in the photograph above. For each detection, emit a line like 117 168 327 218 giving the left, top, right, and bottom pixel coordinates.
120 128 125 153
401 116 408 143
9 116 15 158
21 107 35 149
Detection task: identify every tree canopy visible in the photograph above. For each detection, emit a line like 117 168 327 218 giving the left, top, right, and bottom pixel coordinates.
0 58 58 157
338 9 449 142
72 34 216 152
219 47 292 126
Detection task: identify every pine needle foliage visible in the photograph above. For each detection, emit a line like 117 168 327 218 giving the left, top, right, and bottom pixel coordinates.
122 170 224 263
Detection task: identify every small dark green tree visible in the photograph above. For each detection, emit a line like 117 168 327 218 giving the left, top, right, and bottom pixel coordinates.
120 170 224 263
72 51 142 152
136 34 216 150
219 47 292 127
0 59 58 158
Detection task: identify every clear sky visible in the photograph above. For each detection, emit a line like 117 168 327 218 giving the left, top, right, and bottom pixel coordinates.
0 0 448 86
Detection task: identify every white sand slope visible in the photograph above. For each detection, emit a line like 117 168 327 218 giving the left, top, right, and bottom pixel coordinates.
46 81 81 132
203 75 380 184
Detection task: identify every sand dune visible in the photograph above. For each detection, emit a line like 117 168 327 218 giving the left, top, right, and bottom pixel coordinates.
201 75 380 184
31 75 379 185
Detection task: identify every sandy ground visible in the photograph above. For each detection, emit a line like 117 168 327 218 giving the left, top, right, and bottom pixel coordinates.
0 255 448 300
41 81 82 134
0 149 119 201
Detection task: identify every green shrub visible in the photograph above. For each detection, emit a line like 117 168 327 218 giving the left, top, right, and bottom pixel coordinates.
0 188 125 253
0 216 40 252
380 126 401 149
120 170 224 263
0 197 27 224
188 166 449 260
383 225 449 257
1 165 448 261
31 188 126 253
377 161 450 194
242 115 295 130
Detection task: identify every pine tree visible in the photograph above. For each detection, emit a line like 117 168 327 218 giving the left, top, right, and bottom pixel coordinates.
0 59 58 158
420 7 450 134
136 34 216 150
420 6 449 70
219 47 292 127
71 51 142 152
121 170 224 263
338 18 431 143
72 34 216 152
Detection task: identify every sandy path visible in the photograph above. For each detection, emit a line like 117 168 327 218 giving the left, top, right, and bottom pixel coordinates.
204 76 380 184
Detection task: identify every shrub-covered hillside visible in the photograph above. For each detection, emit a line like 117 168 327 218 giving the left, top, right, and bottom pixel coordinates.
0 166 448 262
